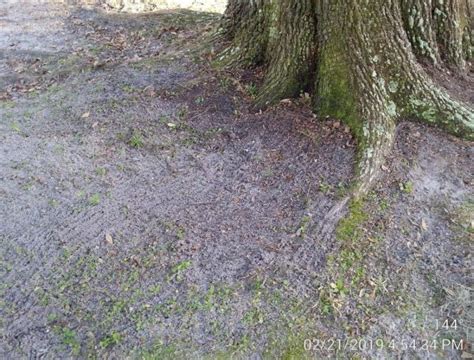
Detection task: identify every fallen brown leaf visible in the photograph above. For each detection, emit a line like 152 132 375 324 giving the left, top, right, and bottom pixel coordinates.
105 233 113 245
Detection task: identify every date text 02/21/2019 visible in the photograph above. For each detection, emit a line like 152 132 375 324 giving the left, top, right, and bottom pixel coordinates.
303 338 465 352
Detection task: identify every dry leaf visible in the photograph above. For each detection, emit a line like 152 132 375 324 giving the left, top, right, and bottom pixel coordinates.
105 233 113 245
421 218 428 231
81 112 90 118
92 60 105 68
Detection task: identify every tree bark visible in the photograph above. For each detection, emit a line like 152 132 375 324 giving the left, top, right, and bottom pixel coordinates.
218 0 474 197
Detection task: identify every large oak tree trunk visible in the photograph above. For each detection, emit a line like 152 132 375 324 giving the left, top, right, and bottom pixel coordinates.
218 0 474 197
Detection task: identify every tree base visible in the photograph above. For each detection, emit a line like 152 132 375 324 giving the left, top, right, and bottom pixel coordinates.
218 0 474 198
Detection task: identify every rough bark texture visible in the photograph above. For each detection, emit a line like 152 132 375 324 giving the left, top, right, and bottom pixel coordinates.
218 0 269 66
218 0 474 197
401 0 442 64
255 0 317 107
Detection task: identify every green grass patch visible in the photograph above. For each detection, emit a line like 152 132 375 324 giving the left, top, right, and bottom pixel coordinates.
99 331 122 349
129 131 144 148
88 193 101 206
336 200 367 242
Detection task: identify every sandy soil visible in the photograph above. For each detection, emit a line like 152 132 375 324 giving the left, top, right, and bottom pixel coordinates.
0 1 472 359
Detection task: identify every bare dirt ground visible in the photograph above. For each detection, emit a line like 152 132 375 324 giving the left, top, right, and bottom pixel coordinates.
0 1 472 359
